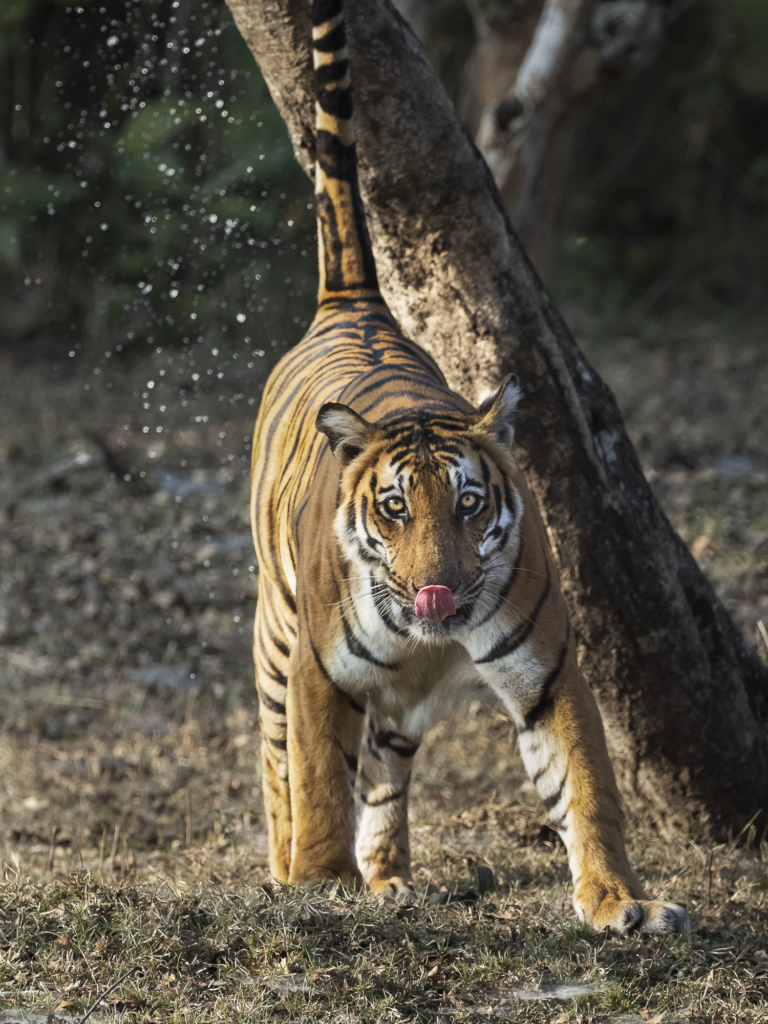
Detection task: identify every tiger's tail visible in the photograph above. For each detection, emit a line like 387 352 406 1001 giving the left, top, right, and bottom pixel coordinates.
311 0 380 305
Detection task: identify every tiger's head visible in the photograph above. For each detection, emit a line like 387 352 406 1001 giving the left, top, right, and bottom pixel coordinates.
316 376 523 639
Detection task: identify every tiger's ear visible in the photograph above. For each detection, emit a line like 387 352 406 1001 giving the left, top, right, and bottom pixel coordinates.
316 403 374 465
472 374 520 446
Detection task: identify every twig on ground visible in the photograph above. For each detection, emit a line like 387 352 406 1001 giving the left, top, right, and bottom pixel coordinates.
79 965 138 1024
85 430 152 491
47 826 59 875
0 450 103 510
705 848 714 906
757 619 768 658
727 809 762 853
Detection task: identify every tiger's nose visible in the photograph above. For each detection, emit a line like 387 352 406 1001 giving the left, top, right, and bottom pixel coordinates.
411 569 461 594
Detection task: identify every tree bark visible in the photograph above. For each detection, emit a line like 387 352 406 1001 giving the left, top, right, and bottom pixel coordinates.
226 0 768 836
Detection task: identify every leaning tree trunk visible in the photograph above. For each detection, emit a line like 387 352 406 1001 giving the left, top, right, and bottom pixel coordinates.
226 0 768 836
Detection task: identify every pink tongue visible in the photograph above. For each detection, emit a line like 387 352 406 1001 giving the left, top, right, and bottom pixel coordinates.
414 586 456 622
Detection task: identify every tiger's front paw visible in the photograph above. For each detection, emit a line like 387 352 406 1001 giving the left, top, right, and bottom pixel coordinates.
288 862 363 889
367 875 417 902
583 895 690 936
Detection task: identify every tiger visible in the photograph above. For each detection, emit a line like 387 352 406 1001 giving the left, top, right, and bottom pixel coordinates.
248 0 690 934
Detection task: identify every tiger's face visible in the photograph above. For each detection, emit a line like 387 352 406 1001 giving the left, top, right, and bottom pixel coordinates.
317 377 523 640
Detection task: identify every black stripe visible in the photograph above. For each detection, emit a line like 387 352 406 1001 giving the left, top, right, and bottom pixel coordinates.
268 735 287 752
360 787 406 808
313 22 346 52
374 730 420 758
366 735 382 761
483 536 528 622
502 475 517 520
548 811 568 832
476 534 526 627
433 443 464 459
542 770 568 811
360 494 382 553
354 375 443 409
315 185 378 294
263 657 288 687
531 756 553 785
346 492 357 535
311 0 342 25
316 85 353 120
521 631 570 731
258 686 286 716
476 558 551 664
340 607 396 668
355 541 378 564
344 751 359 774
480 455 491 496
488 523 509 546
372 584 400 633
382 413 468 433
307 632 366 714
492 483 502 518
337 685 366 715
315 58 349 87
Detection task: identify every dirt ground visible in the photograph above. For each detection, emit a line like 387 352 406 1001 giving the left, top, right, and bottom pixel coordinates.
0 313 767 1022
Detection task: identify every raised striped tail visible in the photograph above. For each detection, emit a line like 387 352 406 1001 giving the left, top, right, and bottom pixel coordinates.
312 0 380 304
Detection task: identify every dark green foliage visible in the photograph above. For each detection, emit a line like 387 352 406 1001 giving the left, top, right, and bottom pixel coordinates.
555 1 768 325
0 0 317 355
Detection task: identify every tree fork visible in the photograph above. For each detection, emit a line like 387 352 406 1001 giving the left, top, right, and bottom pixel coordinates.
226 0 768 835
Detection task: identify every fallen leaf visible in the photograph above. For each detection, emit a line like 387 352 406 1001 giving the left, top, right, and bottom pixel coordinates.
22 795 49 811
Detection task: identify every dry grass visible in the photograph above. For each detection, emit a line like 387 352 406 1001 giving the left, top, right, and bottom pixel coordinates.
1 824 768 1022
0 318 767 1022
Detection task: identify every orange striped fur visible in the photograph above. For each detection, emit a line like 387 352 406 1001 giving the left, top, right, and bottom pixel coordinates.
248 0 689 934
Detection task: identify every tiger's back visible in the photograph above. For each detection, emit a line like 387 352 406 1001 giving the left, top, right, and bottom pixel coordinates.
251 300 455 601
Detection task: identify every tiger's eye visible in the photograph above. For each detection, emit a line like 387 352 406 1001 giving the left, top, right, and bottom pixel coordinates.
460 493 480 511
384 496 406 516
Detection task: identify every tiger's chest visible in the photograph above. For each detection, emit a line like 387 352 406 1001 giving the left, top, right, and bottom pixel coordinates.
322 584 481 733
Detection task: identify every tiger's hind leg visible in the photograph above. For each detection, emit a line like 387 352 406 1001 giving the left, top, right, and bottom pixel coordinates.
254 599 293 882
355 709 421 898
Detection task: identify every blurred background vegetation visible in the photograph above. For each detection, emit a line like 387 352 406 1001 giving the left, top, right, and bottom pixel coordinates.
557 0 768 327
0 0 318 369
0 0 766 365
